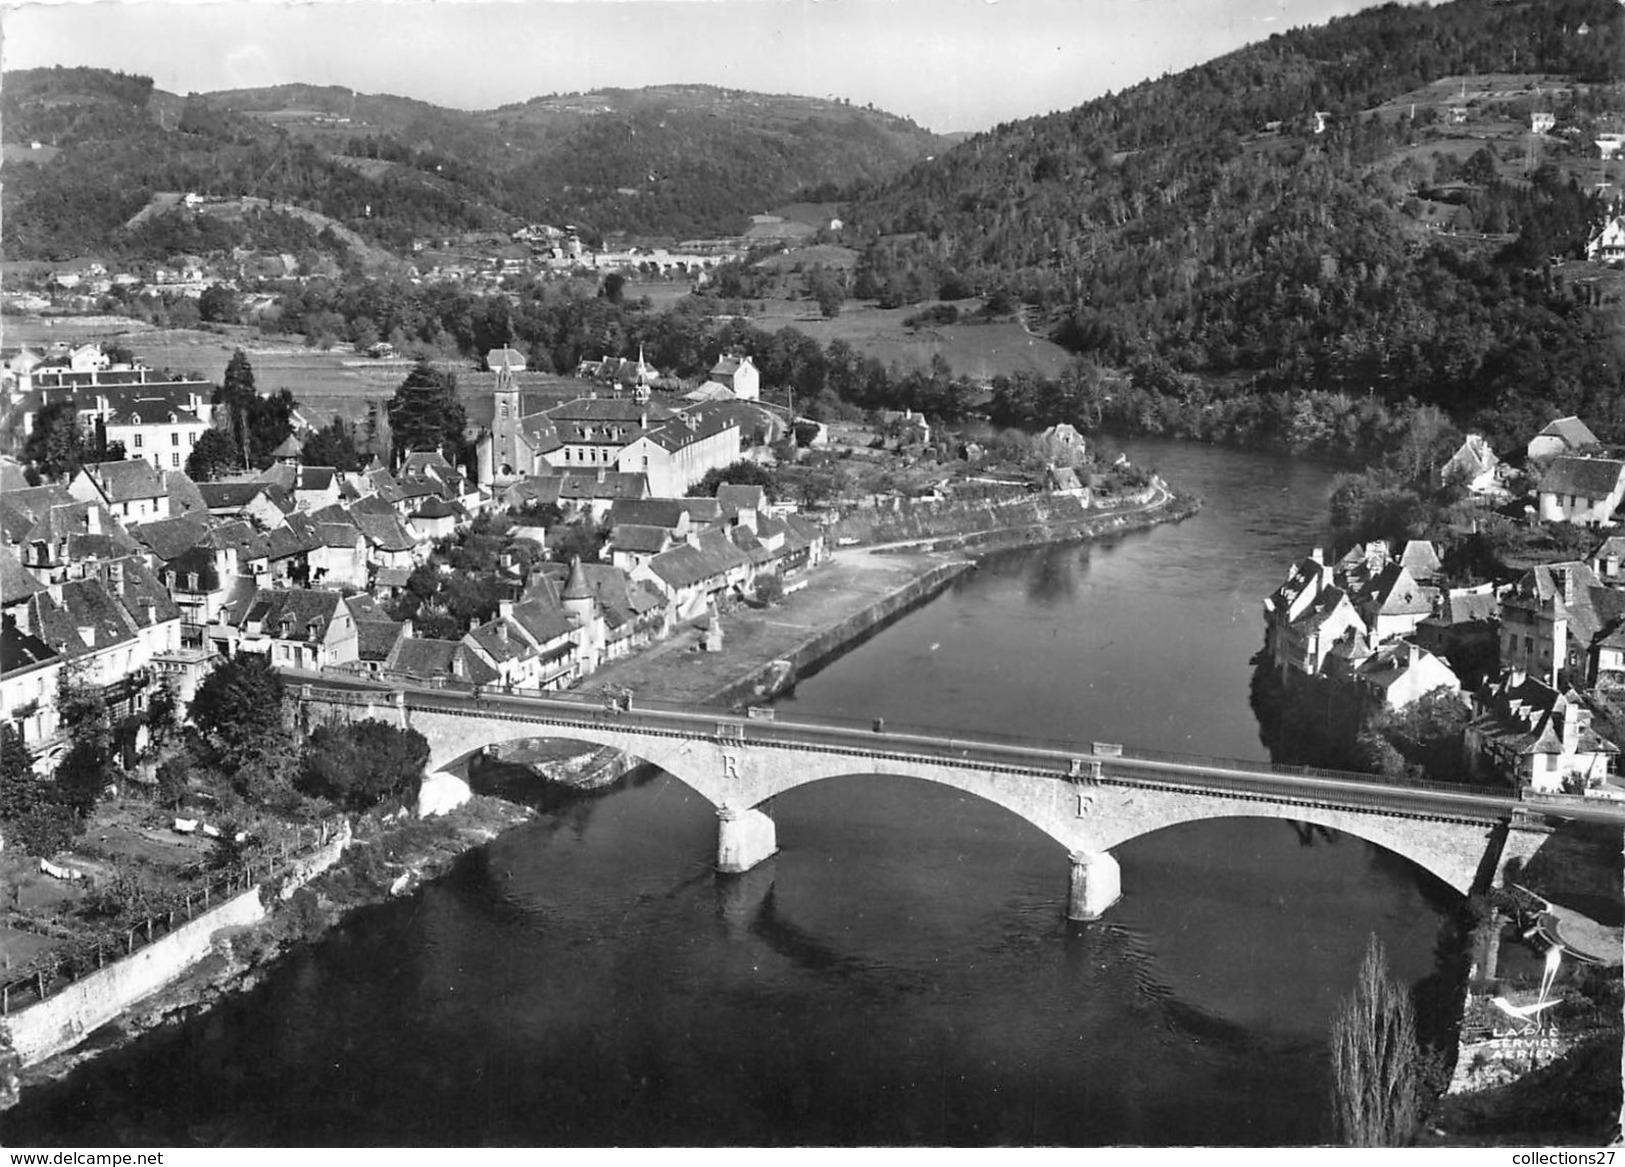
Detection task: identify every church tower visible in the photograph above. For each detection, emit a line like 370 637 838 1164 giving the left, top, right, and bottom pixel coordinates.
485 347 526 486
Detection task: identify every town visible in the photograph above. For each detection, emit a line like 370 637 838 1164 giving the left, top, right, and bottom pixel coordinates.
1264 415 1625 803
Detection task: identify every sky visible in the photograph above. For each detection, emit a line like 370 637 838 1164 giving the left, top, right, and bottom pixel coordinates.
2 0 1396 134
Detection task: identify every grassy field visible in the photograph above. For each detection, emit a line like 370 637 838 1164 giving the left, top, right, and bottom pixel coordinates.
745 298 1075 381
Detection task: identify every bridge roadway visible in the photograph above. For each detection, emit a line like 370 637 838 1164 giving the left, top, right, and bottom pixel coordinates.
294 673 1625 917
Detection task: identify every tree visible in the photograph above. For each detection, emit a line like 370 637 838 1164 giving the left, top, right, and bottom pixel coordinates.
299 720 429 811
198 283 240 324
695 459 781 500
0 724 46 825
190 655 300 798
1330 935 1421 1147
386 359 466 465
300 416 363 473
185 427 242 481
23 399 88 480
600 272 626 304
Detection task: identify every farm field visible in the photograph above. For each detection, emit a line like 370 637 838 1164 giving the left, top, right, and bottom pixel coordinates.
744 298 1076 381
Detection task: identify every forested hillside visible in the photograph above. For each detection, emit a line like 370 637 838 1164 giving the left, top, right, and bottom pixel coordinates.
839 0 1625 451
1 71 941 259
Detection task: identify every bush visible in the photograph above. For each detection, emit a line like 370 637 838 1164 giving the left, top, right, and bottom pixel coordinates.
300 720 430 811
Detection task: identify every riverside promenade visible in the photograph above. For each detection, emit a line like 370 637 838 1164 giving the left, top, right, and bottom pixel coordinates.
584 548 972 708
584 480 1198 709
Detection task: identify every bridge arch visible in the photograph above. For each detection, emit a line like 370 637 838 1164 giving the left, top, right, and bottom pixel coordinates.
1083 799 1494 896
298 690 1508 920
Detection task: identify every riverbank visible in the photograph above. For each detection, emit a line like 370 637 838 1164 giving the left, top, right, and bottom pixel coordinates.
585 485 1199 710
2 794 534 1108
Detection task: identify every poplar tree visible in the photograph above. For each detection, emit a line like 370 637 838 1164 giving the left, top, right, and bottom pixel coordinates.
1330 934 1421 1146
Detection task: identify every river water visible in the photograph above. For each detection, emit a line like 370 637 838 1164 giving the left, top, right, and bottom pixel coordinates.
3 440 1461 1147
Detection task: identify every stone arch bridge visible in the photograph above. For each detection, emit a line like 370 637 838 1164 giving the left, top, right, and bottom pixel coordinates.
298 683 1597 920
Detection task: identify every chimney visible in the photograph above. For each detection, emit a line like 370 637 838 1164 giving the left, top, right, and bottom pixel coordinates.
402 619 414 639
1310 547 1324 566
1562 567 1576 607
499 600 514 621
1561 698 1581 754
498 621 508 644
78 625 95 647
86 506 101 536
1406 640 1420 668
597 468 607 485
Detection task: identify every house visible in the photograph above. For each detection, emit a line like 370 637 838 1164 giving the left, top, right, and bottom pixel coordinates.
1588 215 1625 265
706 353 760 401
615 407 742 497
1535 456 1625 526
2 546 60 757
1497 562 1625 688
408 496 464 542
635 528 754 621
68 460 171 524
196 480 289 523
1043 465 1087 498
380 636 493 687
1531 111 1556 135
1355 563 1434 643
1438 433 1504 497
607 523 674 574
104 397 210 473
1527 416 1601 462
878 409 931 446
1416 587 1500 684
1347 639 1462 712
1466 672 1615 794
216 587 359 671
1592 535 1625 585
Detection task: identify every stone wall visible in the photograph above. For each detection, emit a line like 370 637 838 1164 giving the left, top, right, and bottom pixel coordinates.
706 560 973 707
1 821 351 1069
1 887 267 1067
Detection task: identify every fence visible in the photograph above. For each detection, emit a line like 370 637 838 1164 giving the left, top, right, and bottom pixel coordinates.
1 819 341 1017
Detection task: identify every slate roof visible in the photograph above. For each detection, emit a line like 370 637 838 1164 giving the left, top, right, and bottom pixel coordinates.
1 611 56 675
528 472 649 502
647 529 751 590
413 496 459 520
353 511 420 553
82 459 166 503
197 481 272 511
608 499 694 531
609 524 672 554
0 547 45 605
1428 591 1500 626
386 637 495 685
101 556 182 627
632 406 740 453
507 596 577 645
716 484 767 513
1535 416 1600 451
1362 563 1432 617
237 587 344 640
0 485 76 543
105 399 203 426
164 470 209 519
1537 456 1625 501
28 577 140 659
129 516 210 562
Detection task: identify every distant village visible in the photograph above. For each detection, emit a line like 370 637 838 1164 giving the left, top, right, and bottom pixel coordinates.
1265 415 1625 800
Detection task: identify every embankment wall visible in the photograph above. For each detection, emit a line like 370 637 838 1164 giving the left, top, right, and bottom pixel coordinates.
2 822 352 1069
707 560 973 708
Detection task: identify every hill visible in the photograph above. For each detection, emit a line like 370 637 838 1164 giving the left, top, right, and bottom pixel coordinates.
0 69 943 261
836 0 1625 452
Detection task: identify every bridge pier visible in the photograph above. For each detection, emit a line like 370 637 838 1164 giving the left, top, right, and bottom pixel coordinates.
717 805 777 873
1067 850 1121 921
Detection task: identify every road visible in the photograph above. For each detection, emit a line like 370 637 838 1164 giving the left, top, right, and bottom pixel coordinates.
291 672 1625 829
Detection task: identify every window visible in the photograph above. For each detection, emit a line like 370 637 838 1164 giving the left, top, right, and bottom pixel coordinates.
171 432 180 446
189 432 197 445
133 433 143 449
501 404 510 419
172 453 180 467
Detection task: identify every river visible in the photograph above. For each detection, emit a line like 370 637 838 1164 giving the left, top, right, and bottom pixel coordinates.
2 439 1462 1147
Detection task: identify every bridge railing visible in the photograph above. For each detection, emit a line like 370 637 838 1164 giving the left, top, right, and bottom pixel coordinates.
301 680 1517 803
